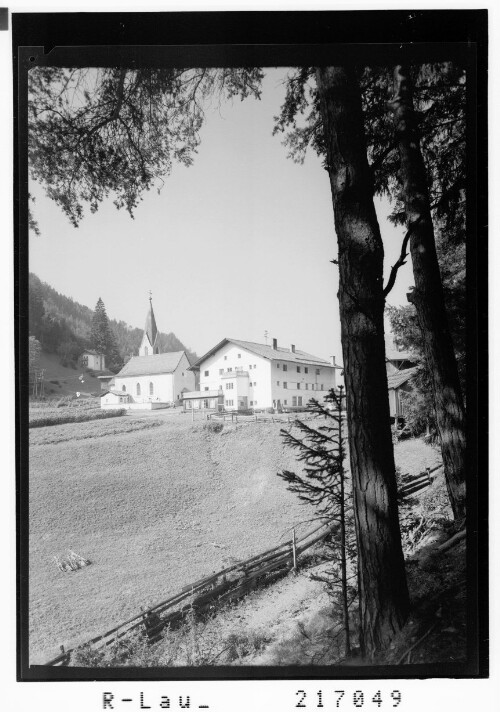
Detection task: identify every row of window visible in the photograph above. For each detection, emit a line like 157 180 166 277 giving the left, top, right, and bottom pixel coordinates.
204 363 322 377
276 382 325 391
121 383 155 396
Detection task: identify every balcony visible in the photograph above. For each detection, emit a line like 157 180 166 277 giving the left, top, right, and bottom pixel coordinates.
220 369 249 379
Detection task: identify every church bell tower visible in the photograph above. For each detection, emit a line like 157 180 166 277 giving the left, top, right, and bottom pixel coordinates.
139 293 160 356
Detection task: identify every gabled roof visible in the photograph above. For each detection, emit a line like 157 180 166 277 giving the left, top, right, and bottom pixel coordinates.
387 366 419 390
144 299 158 346
83 349 104 356
114 352 185 378
190 338 336 370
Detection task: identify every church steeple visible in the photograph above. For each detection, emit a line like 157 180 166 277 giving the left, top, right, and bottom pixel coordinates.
140 293 159 356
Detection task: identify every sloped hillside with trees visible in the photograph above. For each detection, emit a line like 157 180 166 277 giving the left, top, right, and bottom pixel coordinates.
28 272 198 372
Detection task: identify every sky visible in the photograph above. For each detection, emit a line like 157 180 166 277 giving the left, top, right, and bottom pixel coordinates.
29 67 414 363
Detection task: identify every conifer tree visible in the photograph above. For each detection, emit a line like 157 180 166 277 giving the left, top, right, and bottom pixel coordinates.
278 388 355 658
90 297 123 372
90 297 110 354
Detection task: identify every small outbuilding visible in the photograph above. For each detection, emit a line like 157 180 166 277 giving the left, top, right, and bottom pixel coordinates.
81 350 106 371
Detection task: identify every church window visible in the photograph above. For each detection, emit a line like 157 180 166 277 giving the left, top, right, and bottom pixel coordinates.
122 385 126 392
145 347 148 356
136 383 141 396
149 382 154 395
204 370 209 377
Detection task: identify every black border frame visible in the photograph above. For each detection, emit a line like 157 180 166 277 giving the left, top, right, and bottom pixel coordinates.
13 10 488 682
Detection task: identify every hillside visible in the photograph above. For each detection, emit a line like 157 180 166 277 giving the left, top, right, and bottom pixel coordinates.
29 272 198 371
39 352 103 397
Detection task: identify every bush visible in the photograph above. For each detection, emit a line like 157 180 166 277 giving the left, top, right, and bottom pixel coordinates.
203 421 224 434
29 408 126 428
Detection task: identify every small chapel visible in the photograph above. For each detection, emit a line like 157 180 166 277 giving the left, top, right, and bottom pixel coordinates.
100 296 195 410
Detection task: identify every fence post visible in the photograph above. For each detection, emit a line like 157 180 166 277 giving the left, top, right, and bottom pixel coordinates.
292 528 297 572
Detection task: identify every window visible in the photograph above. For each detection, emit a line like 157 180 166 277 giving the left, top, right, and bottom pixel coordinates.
305 383 309 390
298 397 303 407
224 355 227 360
204 387 209 391
305 367 309 374
254 400 258 405
277 381 280 386
219 369 224 375
276 363 280 369
204 370 209 377
225 382 234 390
316 368 320 375
283 364 288 372
253 382 257 386
321 384 325 391
249 365 253 370
136 383 141 396
284 400 288 405
297 383 301 390
145 346 148 356
283 382 288 389
254 364 257 369
238 353 241 359
227 367 233 372
182 372 184 377
292 396 297 407
297 366 301 373
122 385 126 392
149 382 154 395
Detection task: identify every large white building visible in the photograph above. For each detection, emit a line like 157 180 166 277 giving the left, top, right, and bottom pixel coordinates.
101 298 195 410
187 337 340 412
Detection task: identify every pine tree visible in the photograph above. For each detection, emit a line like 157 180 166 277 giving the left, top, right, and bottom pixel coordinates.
278 388 355 658
90 298 110 355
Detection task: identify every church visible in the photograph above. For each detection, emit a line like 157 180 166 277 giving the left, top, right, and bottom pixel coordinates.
101 297 195 410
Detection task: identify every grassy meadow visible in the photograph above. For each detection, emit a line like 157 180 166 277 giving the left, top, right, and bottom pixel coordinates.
29 411 441 664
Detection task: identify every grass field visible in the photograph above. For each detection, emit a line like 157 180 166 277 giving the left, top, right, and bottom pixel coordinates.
29 412 440 663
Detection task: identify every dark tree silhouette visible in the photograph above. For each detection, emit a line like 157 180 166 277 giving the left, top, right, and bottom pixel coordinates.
278 388 355 658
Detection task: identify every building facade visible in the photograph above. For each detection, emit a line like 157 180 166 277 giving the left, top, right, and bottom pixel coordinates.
101 298 195 410
188 338 339 411
81 350 106 371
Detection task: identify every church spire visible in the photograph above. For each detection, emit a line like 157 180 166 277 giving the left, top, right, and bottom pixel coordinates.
141 292 159 356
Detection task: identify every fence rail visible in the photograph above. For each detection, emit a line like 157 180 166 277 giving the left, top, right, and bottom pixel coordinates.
399 463 443 499
43 519 336 666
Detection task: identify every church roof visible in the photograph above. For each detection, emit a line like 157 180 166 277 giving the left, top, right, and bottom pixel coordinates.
115 352 185 378
144 299 158 346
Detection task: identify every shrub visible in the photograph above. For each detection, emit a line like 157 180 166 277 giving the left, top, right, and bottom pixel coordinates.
29 408 126 428
203 421 224 434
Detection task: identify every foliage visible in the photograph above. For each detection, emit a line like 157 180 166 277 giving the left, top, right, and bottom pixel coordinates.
29 406 126 428
90 297 123 372
278 389 356 656
29 67 263 228
203 420 224 434
28 336 42 376
29 272 198 366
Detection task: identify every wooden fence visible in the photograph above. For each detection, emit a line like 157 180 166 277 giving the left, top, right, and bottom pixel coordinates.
43 519 336 666
399 463 443 499
207 412 334 424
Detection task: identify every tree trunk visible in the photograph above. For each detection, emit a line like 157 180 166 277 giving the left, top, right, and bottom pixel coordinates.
338 389 351 657
390 65 466 520
315 66 409 659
